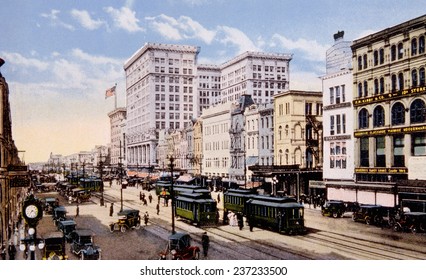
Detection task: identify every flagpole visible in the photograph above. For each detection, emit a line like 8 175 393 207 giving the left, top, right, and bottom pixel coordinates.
114 83 117 109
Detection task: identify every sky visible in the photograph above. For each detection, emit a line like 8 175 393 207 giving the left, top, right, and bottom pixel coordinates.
0 0 425 163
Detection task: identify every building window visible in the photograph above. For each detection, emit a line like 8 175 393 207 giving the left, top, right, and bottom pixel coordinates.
379 48 385 64
363 81 368 96
373 106 385 127
420 36 425 54
398 73 404 90
393 135 405 167
420 68 425 86
380 77 385 94
358 56 362 70
363 54 368 69
376 136 386 167
391 102 406 126
410 99 426 124
278 126 282 140
412 38 418 55
330 115 335 135
412 133 426 156
336 115 341 134
341 85 345 102
398 43 404 59
358 83 363 98
412 69 418 87
360 137 369 167
329 87 334 104
391 74 397 92
342 114 346 134
335 86 341 104
374 79 379 95
391 45 397 61
373 50 379 66
358 108 369 129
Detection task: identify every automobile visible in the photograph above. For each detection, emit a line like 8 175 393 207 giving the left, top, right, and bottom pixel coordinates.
69 229 101 260
109 209 141 232
393 211 426 233
159 232 200 260
42 232 68 260
57 219 77 242
321 200 346 218
43 197 59 214
70 189 91 204
52 206 67 226
351 204 384 225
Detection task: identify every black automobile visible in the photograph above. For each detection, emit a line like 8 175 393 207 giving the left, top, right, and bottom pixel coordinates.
52 206 67 226
159 232 200 260
43 197 59 214
393 211 426 233
321 200 346 218
70 229 101 260
57 219 77 242
352 204 384 225
42 232 67 260
109 209 141 232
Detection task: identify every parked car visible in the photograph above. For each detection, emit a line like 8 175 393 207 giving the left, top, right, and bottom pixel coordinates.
321 200 346 218
352 204 384 225
52 206 67 226
57 219 77 242
109 209 141 232
43 197 59 214
393 211 426 233
42 232 67 260
159 232 200 260
69 229 101 260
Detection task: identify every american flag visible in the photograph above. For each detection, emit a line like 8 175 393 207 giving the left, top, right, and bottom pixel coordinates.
105 85 116 99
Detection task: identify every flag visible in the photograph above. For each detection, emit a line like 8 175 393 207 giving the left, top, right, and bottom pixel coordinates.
105 85 116 99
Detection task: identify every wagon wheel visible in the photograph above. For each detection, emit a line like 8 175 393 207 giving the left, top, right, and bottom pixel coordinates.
109 224 115 233
332 212 339 218
365 217 372 225
120 226 127 233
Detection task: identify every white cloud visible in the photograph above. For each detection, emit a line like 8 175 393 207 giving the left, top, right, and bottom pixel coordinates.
70 9 106 30
104 6 144 33
0 51 49 71
40 9 75 31
290 71 322 91
354 29 378 40
217 26 260 54
71 49 122 65
146 14 216 44
272 34 330 62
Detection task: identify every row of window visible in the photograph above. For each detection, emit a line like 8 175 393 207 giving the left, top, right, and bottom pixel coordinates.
357 36 425 70
329 85 346 105
359 133 426 168
357 68 426 97
330 114 347 135
358 99 425 129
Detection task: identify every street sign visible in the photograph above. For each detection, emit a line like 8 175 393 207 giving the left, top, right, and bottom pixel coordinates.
10 175 31 188
8 165 29 176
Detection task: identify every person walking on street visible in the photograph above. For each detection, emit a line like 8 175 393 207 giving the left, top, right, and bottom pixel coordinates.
109 203 114 217
144 211 149 226
75 204 79 217
148 193 153 204
8 243 16 260
156 203 160 215
201 232 210 258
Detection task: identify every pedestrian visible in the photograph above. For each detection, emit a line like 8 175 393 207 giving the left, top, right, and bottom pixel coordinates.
237 213 244 230
139 191 143 202
8 243 16 260
201 232 210 257
75 204 79 217
156 203 160 215
148 193 153 204
217 193 220 204
109 203 114 217
143 198 148 206
144 211 149 226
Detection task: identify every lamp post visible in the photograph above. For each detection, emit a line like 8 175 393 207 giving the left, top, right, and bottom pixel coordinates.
98 150 106 206
167 155 176 234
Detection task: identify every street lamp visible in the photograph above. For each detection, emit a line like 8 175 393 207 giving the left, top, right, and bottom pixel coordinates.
19 227 45 260
167 155 176 234
98 150 106 206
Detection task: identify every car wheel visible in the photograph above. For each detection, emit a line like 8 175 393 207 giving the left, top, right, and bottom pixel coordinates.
420 223 426 232
321 210 326 216
352 214 356 222
365 217 372 225
135 222 141 229
411 227 418 234
393 224 400 232
120 226 127 233
109 224 114 233
332 212 339 218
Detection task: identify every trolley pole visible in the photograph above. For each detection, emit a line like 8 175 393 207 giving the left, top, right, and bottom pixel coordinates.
168 155 176 234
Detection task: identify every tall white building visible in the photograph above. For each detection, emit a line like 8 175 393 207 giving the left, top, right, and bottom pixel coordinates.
108 107 126 167
321 31 355 201
197 64 221 114
220 52 292 105
124 43 200 167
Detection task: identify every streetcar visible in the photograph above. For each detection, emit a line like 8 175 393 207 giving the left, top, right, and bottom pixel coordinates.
173 184 209 196
175 191 218 226
79 177 103 192
246 195 305 235
223 188 256 223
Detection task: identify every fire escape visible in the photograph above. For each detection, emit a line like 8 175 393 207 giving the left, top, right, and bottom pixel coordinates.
305 115 323 169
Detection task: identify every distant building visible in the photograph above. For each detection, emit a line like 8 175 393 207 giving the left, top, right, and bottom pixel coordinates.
108 107 126 168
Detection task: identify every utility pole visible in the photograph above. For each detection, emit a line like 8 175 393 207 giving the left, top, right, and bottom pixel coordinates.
167 155 176 234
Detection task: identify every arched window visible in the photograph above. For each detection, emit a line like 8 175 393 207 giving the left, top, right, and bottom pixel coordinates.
420 36 425 54
373 50 379 66
391 74 397 92
379 48 385 64
358 56 362 70
391 45 397 61
398 43 404 59
373 106 385 127
363 81 368 96
285 125 289 136
398 73 404 90
391 102 405 125
285 149 289 165
380 77 385 94
420 68 425 86
412 38 418 55
358 108 369 129
412 69 418 87
410 99 426 124
358 83 363 97
374 79 379 95
363 54 368 69
278 125 282 140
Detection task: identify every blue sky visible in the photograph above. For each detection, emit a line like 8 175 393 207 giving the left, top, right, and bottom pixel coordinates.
0 0 424 163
